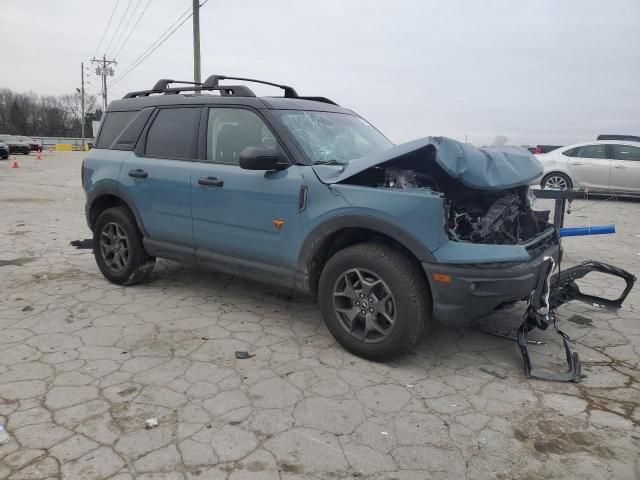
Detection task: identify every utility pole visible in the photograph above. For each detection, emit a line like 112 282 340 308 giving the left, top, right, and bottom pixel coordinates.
91 55 117 110
80 62 85 150
193 0 201 90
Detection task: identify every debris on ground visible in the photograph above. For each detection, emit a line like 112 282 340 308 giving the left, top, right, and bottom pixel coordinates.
235 351 255 359
479 367 507 380
21 305 33 312
145 418 159 429
69 239 93 249
0 425 10 445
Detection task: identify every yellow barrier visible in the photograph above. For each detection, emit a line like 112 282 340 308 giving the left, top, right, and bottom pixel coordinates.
55 143 73 151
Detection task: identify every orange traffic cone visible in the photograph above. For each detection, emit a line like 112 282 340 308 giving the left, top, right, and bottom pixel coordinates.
36 151 42 160
10 157 19 168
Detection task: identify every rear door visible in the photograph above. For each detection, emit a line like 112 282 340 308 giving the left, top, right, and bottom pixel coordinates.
190 106 304 268
119 106 200 247
566 144 611 190
610 144 640 193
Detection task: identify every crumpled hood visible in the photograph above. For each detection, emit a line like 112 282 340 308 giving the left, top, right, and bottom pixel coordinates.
312 136 543 190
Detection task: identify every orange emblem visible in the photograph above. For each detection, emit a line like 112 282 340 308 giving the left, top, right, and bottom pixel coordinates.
273 218 285 230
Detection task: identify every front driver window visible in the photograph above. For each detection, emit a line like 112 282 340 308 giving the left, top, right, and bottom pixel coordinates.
207 108 276 164
612 144 640 161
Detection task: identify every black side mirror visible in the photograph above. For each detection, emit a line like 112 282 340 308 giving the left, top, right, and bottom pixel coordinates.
239 146 287 171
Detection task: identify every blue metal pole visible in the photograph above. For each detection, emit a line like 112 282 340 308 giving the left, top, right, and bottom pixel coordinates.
559 225 615 237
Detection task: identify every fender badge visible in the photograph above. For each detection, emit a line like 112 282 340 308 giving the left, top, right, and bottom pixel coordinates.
273 218 285 230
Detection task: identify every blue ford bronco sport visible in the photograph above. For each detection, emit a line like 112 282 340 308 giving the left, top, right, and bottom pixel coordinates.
83 75 560 360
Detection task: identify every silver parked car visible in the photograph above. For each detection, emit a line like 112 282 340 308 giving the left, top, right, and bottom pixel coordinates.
536 140 640 193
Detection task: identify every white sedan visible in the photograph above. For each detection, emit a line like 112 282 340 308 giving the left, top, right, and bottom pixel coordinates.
536 140 640 193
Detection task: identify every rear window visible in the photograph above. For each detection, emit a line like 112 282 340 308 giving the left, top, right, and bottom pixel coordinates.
144 107 200 159
96 111 137 149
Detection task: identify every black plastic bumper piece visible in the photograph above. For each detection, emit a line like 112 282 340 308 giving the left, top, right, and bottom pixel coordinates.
517 258 635 382
423 244 561 326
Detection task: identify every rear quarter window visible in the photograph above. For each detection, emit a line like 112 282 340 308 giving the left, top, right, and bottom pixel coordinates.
96 111 137 149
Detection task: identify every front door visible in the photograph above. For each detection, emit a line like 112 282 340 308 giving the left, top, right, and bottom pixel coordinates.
610 143 640 193
119 106 201 247
191 107 304 269
566 143 611 190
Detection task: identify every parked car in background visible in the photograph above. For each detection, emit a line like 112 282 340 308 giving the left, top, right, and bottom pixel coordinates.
0 135 30 155
537 140 640 193
15 135 42 151
597 134 640 142
526 145 562 154
0 141 9 159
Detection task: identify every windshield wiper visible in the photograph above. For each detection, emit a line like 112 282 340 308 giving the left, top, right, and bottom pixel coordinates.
314 159 346 165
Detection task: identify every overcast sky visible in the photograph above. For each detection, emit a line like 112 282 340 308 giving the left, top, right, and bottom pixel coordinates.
2 0 639 145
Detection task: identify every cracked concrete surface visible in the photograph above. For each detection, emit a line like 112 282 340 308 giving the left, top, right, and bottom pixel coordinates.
0 152 639 479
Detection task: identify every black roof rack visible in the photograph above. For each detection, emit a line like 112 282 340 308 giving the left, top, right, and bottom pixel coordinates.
123 75 338 105
123 78 255 98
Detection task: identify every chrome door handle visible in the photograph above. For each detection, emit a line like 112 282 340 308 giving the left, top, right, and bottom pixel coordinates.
569 161 583 165
614 165 626 169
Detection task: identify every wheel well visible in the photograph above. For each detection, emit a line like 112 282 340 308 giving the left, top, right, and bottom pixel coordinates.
89 195 133 231
307 227 428 296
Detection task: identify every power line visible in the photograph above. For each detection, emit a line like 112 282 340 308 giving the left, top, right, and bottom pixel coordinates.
93 0 122 58
109 2 208 88
109 4 192 85
103 0 134 57
112 0 154 60
107 0 143 58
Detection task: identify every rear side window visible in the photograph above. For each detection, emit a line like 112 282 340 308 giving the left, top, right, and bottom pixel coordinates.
145 108 200 159
569 144 607 159
111 108 153 150
612 144 640 161
96 111 137 149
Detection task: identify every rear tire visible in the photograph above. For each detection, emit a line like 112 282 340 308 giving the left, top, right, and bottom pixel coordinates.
93 207 155 285
541 172 572 190
318 243 431 360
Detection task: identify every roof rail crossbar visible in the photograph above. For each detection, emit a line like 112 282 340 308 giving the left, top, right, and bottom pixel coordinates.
123 75 337 105
152 79 202 91
123 78 257 99
203 75 299 98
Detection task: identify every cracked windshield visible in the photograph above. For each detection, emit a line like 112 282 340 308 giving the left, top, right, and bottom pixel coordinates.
277 110 393 164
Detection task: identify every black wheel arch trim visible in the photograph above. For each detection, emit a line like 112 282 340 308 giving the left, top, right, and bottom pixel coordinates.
297 214 437 274
86 181 149 237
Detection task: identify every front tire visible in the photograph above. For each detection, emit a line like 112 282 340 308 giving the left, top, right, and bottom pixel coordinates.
93 207 155 285
541 172 572 190
318 243 431 360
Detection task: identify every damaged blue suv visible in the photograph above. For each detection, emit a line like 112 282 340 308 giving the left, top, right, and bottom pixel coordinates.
83 75 559 360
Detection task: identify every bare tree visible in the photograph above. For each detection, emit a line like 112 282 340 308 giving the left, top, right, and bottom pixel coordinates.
492 135 509 146
0 87 99 136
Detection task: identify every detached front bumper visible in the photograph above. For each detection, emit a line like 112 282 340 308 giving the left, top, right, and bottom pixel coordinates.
423 243 561 326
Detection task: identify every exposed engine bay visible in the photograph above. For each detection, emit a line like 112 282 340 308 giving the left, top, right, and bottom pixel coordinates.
340 150 552 245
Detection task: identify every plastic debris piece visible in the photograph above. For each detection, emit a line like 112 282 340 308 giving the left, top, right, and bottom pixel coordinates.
235 351 255 360
380 431 389 435
69 239 94 249
0 425 9 445
145 418 159 429
478 367 507 380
